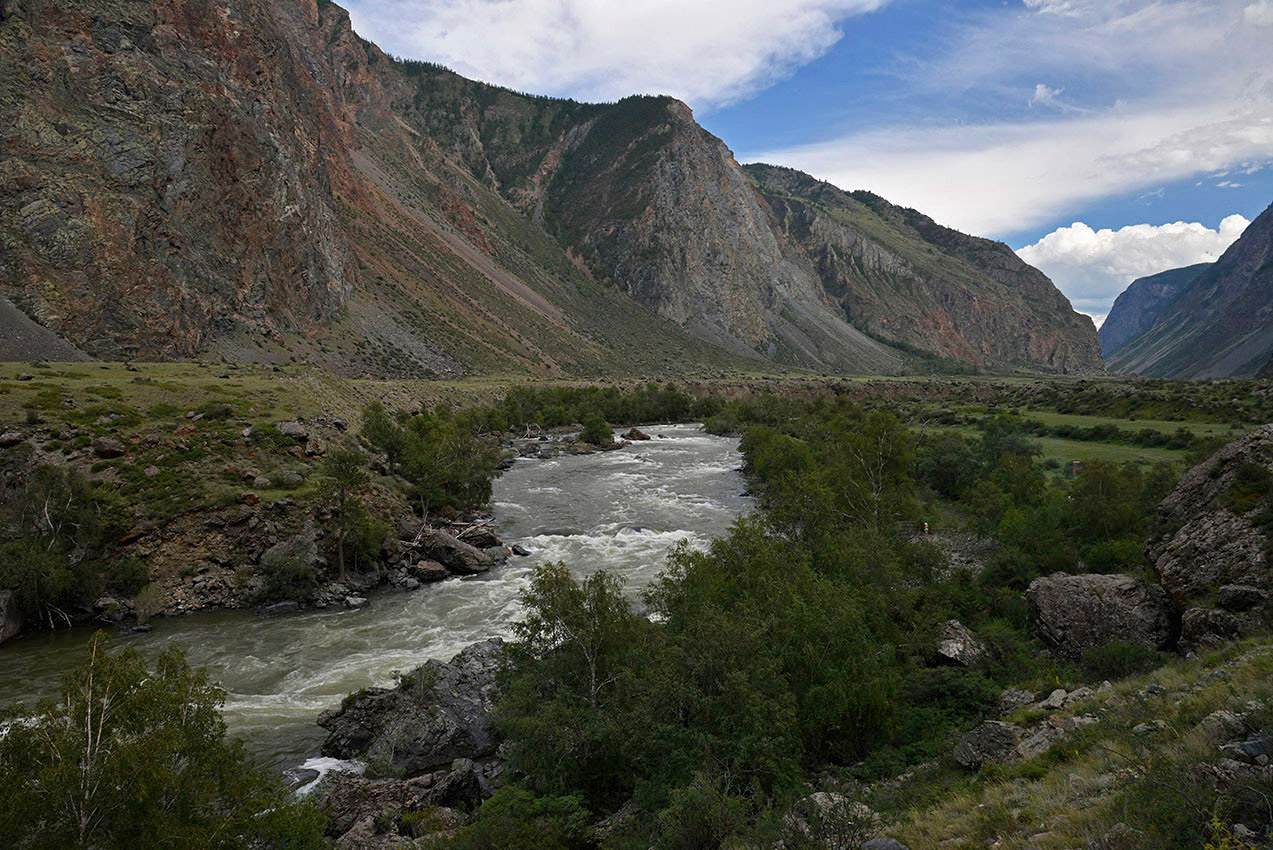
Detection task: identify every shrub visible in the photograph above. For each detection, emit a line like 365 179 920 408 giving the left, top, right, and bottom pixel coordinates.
434 786 592 850
579 412 611 446
1080 641 1166 680
258 552 318 601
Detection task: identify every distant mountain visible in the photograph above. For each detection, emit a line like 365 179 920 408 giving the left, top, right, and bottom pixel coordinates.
1099 264 1210 357
0 0 1102 377
1106 203 1273 379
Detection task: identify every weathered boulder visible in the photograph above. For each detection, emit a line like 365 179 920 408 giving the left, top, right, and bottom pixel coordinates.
953 720 1021 769
935 619 986 667
1026 572 1174 659
92 437 126 458
1147 425 1273 645
622 427 651 441
0 432 23 449
261 522 323 571
458 527 501 549
0 590 22 643
425 531 494 575
319 639 506 777
277 421 308 439
408 560 449 583
317 772 465 849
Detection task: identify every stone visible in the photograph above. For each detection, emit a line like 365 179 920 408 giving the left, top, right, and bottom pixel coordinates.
345 595 368 609
459 528 501 549
143 465 160 477
862 840 911 850
258 600 301 616
1026 572 1173 659
1217 584 1269 612
0 432 23 448
241 492 260 506
622 427 651 441
1132 720 1167 735
277 421 307 439
319 639 507 777
409 560 449 583
1181 607 1244 648
253 475 271 489
510 543 531 557
280 470 304 487
1197 710 1248 739
15 373 33 381
0 590 22 644
92 437 126 458
953 720 1021 769
997 687 1037 716
936 619 986 667
1040 688 1068 710
424 531 494 575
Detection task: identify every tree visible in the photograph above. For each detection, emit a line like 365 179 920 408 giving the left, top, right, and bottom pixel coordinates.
0 633 326 850
320 449 370 582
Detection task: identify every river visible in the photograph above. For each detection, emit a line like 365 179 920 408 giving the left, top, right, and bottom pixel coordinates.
0 424 751 781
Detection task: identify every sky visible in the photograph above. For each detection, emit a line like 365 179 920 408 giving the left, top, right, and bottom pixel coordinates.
342 0 1273 325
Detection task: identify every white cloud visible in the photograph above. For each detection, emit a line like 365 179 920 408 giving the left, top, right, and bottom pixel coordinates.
746 0 1273 237
1016 215 1250 324
749 103 1273 236
345 0 887 107
1246 1 1273 26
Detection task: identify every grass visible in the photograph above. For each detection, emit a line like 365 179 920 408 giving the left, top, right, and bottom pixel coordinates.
919 424 1190 467
886 638 1273 850
1022 409 1249 438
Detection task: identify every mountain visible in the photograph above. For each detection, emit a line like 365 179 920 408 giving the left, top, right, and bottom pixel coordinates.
1106 203 1273 379
0 0 1101 377
1098 263 1209 357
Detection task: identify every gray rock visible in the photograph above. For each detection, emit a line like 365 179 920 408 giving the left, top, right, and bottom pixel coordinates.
1217 584 1269 612
1181 607 1244 648
319 638 507 777
345 596 368 609
92 437 126 458
277 420 308 439
997 687 1037 717
459 528 501 549
510 543 531 557
622 427 651 441
258 599 301 616
936 619 986 667
0 590 22 644
409 560 449 583
1026 572 1173 659
425 531 494 575
953 720 1021 769
0 432 23 448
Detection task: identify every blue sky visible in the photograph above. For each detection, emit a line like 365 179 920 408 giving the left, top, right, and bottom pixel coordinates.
343 0 1273 322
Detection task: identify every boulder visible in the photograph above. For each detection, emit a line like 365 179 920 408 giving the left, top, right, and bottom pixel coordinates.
409 560 449 583
319 639 506 777
935 619 986 667
261 522 323 571
458 527 501 549
0 590 22 643
425 531 494 575
0 432 23 448
1217 584 1269 612
953 720 1021 769
277 420 308 439
1147 425 1273 644
92 437 126 458
996 687 1036 717
622 427 651 441
1026 572 1174 659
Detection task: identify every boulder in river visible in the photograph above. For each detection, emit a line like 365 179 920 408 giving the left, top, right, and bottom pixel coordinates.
318 638 507 777
623 427 651 441
457 527 501 549
1026 572 1174 659
424 531 494 575
409 560 449 583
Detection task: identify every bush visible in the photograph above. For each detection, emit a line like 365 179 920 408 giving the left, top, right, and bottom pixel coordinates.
579 412 611 446
1080 641 1166 680
0 633 327 849
434 787 592 850
258 552 318 601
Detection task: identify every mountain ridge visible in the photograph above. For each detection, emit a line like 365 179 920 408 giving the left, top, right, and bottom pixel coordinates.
1099 263 1210 357
0 0 1102 377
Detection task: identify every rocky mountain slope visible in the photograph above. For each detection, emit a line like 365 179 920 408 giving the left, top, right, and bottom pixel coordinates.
0 0 1101 376
1098 263 1209 357
1106 202 1273 378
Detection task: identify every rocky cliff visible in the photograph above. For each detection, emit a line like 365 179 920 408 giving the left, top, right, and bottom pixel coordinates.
1106 203 1273 378
1098 263 1208 357
0 0 1102 376
748 165 1105 373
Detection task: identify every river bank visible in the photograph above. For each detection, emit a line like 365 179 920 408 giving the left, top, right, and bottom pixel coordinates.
0 423 752 774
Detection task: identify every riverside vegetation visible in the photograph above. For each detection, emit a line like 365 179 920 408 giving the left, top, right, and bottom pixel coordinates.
1 369 1272 848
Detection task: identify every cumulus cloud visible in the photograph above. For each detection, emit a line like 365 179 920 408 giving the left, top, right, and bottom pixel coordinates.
747 0 1273 237
1246 1 1273 26
1016 215 1250 324
344 0 887 107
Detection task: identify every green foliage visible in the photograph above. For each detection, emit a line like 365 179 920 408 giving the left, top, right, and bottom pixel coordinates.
1223 461 1273 513
1079 641 1166 680
579 412 611 446
258 552 319 602
362 402 500 512
432 786 593 850
0 633 326 849
0 465 137 625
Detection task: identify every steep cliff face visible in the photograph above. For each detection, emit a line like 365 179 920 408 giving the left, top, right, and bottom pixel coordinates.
0 0 1106 377
1099 264 1208 357
747 165 1105 373
1107 203 1273 379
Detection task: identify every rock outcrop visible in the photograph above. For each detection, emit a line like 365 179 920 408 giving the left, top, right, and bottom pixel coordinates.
1026 572 1174 658
1147 425 1273 647
1107 203 1273 378
1098 264 1209 357
935 619 987 667
318 639 506 777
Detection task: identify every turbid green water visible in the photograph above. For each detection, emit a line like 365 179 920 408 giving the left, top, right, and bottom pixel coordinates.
0 424 751 785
